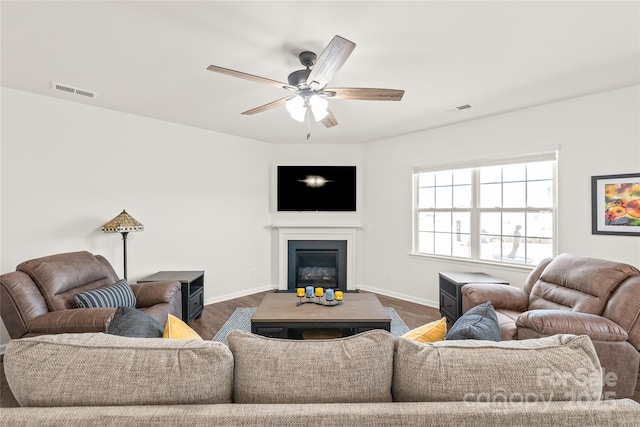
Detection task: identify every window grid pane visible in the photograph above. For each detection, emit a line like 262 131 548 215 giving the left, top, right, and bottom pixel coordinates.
415 159 555 266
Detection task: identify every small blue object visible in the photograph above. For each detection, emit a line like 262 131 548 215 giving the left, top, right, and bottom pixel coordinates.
325 288 334 301
305 286 314 298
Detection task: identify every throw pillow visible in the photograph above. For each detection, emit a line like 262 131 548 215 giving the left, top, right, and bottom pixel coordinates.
108 307 163 338
401 317 447 343
163 314 202 340
445 301 500 341
74 279 136 309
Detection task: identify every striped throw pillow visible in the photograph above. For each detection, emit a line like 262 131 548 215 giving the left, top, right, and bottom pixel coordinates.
74 279 137 309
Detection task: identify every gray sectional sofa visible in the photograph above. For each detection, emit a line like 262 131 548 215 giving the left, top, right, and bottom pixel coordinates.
2 330 639 426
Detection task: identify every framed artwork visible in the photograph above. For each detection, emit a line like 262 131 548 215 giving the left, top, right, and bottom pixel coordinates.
591 173 640 236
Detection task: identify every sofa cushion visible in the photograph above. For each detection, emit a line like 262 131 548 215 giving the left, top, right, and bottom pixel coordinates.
401 317 447 343
107 307 163 338
4 332 233 407
446 301 500 341
227 329 394 404
74 279 136 309
393 334 602 402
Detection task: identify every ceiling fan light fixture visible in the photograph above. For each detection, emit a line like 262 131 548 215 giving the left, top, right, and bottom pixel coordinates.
286 96 306 122
311 107 328 121
309 95 328 121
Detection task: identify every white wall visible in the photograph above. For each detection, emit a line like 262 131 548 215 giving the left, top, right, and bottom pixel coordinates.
361 86 640 306
0 88 274 346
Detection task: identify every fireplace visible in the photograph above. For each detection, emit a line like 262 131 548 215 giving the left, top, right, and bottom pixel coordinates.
287 240 347 290
274 225 359 291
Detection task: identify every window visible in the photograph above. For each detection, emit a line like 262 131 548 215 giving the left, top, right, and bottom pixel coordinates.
414 153 556 266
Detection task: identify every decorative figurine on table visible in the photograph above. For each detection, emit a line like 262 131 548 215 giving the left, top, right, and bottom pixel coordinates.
325 288 335 305
296 286 343 306
335 290 343 303
297 286 315 306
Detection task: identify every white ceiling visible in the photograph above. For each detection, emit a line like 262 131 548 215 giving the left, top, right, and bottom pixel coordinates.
2 1 639 144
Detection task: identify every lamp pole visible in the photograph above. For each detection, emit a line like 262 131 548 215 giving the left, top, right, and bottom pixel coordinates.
121 231 129 280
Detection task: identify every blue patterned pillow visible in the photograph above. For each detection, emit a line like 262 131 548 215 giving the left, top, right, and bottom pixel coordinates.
74 279 137 309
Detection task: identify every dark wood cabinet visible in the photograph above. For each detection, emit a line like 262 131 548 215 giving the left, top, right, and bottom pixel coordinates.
439 272 508 324
138 271 204 324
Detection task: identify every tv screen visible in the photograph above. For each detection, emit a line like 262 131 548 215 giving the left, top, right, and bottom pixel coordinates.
277 166 356 211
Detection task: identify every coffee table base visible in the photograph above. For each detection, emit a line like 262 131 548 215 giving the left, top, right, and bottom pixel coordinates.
251 322 390 339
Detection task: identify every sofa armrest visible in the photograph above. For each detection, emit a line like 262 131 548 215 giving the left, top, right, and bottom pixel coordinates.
516 310 629 342
130 281 181 308
27 308 115 335
461 283 528 312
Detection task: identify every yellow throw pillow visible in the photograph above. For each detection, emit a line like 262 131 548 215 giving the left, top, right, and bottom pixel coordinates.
401 317 447 343
163 314 202 340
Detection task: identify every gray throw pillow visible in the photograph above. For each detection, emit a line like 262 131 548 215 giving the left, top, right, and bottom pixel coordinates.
108 307 163 338
445 301 500 341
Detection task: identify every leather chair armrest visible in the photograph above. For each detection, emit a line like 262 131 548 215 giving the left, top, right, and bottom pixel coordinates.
516 310 629 342
130 281 181 308
27 308 116 335
461 283 529 312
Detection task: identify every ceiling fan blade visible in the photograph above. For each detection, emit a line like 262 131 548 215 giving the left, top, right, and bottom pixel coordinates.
207 65 293 90
327 87 405 101
321 108 338 128
241 97 291 115
306 35 356 90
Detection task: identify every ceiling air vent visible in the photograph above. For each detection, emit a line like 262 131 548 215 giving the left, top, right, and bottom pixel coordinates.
51 82 96 98
443 103 472 113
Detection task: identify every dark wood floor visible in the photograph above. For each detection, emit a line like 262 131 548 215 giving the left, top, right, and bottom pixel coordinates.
1 290 639 406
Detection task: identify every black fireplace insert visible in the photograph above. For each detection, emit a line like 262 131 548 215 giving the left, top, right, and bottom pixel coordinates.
287 240 347 290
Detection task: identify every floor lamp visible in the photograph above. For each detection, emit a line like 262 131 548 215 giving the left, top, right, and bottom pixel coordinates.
102 209 144 280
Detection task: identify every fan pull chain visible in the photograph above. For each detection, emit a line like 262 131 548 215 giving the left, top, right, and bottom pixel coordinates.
306 105 312 140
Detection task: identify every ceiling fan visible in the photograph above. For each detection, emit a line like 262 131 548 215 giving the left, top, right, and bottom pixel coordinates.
207 35 404 137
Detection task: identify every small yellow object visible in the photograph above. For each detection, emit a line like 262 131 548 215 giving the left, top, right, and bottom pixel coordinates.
334 291 343 301
401 317 447 343
163 314 202 340
315 287 324 297
296 288 305 297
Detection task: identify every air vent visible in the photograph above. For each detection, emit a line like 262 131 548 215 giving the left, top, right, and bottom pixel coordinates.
51 82 96 98
443 103 472 113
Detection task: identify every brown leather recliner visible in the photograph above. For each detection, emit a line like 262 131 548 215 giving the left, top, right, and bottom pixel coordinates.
1 251 182 339
461 253 640 399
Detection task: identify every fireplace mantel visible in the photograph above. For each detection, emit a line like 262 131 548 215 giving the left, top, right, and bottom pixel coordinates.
273 225 362 291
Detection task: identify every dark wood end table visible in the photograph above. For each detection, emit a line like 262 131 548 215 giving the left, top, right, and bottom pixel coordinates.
438 272 509 324
137 271 204 324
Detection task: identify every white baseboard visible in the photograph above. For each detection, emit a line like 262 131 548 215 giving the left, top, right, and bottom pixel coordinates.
204 284 276 306
357 284 439 309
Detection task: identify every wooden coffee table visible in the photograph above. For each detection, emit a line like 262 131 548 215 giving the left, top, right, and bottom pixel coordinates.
251 292 391 339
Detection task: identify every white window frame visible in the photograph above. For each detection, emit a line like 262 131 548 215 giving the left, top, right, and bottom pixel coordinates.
412 150 558 267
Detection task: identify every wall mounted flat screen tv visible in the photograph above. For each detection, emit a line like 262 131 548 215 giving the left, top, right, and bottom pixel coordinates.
277 166 356 211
